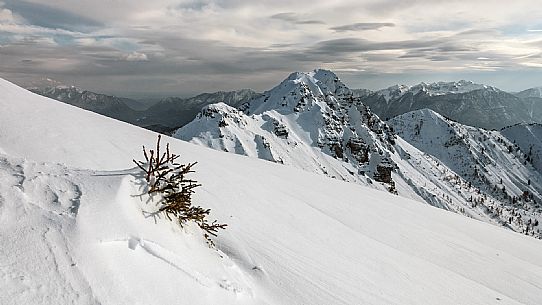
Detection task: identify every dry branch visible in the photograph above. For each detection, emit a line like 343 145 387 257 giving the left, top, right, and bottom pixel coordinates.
133 135 227 246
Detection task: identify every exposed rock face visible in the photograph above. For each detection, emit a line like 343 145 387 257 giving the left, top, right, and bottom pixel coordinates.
347 138 370 164
273 122 289 138
374 162 394 184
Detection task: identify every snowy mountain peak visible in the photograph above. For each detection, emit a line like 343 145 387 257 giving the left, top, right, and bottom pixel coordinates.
377 80 496 102
516 87 542 98
202 101 238 112
414 80 495 96
25 77 69 91
285 68 339 84
193 102 247 127
311 68 350 95
242 69 351 115
41 84 85 95
377 84 411 102
178 69 401 192
401 107 446 122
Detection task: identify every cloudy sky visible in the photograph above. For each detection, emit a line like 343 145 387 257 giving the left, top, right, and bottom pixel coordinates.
1 0 542 97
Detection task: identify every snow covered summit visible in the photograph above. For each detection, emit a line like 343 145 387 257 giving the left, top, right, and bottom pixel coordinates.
239 69 351 114
177 69 400 193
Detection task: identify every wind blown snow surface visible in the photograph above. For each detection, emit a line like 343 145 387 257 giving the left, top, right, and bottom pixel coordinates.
1 78 542 305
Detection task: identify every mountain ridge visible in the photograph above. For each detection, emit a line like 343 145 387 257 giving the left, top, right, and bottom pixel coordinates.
361 82 540 129
29 77 542 131
176 70 542 238
30 85 260 133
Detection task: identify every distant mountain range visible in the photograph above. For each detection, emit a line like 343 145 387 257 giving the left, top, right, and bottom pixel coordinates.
29 85 141 124
30 85 259 134
31 79 542 133
360 81 542 130
175 69 542 238
515 87 542 99
136 89 259 133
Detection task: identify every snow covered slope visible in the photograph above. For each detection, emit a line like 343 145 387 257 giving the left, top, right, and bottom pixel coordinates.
175 70 542 237
361 81 535 129
390 109 542 237
502 123 542 172
2 77 542 305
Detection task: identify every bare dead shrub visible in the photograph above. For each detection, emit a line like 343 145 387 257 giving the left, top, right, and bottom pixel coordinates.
133 135 227 245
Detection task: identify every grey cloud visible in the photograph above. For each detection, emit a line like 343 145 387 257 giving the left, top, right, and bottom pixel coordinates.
397 44 517 70
364 0 450 16
429 56 451 62
2 0 102 32
525 40 542 48
0 0 540 97
270 12 301 21
0 29 498 96
0 30 337 96
398 44 477 60
267 43 297 49
398 52 427 59
296 20 325 25
434 45 476 52
175 0 212 11
310 38 374 54
270 12 325 25
330 22 395 32
454 29 501 37
174 0 246 11
517 53 542 59
309 38 445 55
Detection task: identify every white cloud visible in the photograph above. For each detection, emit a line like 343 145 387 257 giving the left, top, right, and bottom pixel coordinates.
0 7 15 22
521 62 542 68
123 51 148 62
